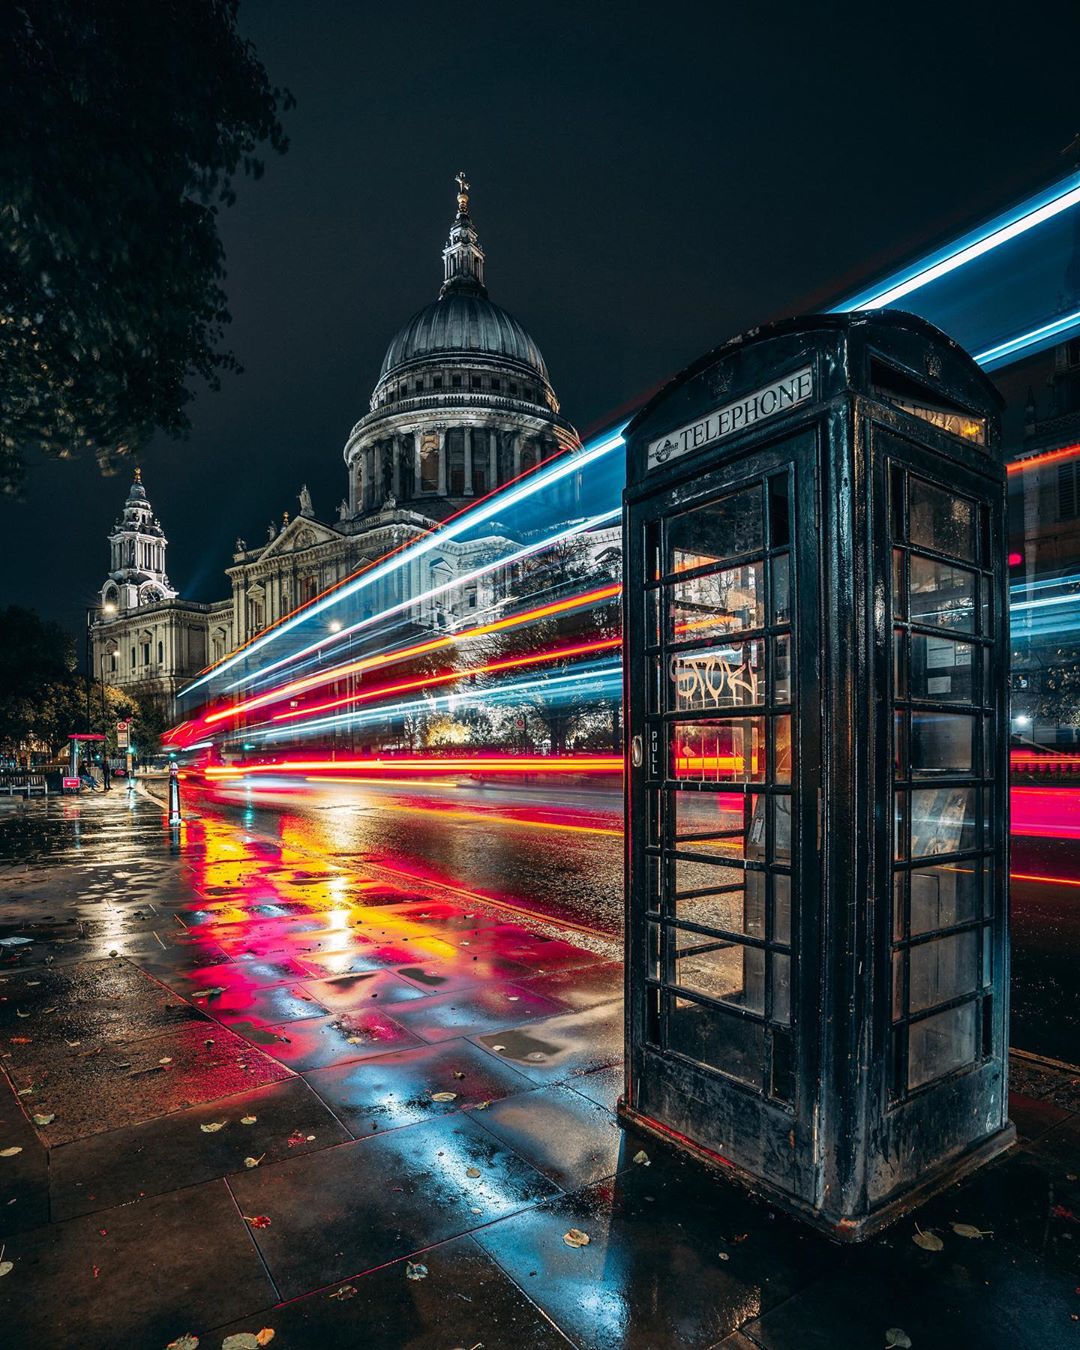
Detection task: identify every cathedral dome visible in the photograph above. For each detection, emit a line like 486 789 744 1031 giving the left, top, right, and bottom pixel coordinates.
343 175 578 524
379 292 550 385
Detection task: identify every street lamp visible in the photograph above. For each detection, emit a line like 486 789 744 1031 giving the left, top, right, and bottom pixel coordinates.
86 601 116 782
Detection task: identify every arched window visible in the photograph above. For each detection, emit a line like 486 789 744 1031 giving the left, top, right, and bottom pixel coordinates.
157 641 163 664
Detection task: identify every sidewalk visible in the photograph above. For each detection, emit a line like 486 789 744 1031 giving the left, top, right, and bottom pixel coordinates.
0 788 1076 1349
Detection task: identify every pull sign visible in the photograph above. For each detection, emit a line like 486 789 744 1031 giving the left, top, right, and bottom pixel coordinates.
648 726 661 780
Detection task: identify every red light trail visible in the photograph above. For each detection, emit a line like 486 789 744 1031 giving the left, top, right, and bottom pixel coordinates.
270 636 622 723
204 755 622 779
194 583 622 734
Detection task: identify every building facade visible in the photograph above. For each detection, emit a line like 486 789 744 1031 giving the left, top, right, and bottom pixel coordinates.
90 178 584 714
90 471 211 714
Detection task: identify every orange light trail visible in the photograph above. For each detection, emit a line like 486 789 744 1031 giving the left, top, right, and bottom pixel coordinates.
1007 441 1080 475
300 796 622 837
200 583 622 730
270 636 622 723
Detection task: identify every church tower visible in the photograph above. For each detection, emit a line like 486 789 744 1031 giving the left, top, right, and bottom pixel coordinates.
100 469 177 615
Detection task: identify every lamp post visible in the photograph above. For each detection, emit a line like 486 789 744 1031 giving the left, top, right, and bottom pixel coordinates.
87 601 117 783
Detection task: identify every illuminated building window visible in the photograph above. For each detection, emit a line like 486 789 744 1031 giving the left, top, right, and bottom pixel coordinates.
1057 461 1080 520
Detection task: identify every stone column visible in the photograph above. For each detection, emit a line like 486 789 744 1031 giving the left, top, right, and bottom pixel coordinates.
464 427 474 495
489 429 497 488
437 432 447 496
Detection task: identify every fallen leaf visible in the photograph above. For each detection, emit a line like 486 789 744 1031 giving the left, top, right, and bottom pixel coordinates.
286 1130 309 1147
240 1116 257 1126
31 1113 54 1127
221 1336 260 1350
405 1261 428 1281
15 1010 29 1018
632 1150 650 1167
16 1087 32 1096
159 1057 173 1065
328 1285 357 1300
525 1052 545 1062
0 1148 23 1158
65 1040 80 1048
950 1222 992 1239
200 1121 226 1134
491 1045 506 1053
192 986 227 1000
475 1100 491 1110
452 1071 466 1080
431 1092 457 1103
10 1037 31 1045
465 1166 481 1178
244 1215 272 1229
243 1155 265 1169
885 1331 912 1349
912 1227 944 1251
345 1035 363 1044
165 1335 199 1350
563 1228 591 1248
255 1332 274 1347
0 1261 13 1277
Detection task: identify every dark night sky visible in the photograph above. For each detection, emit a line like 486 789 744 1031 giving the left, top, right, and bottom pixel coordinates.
5 0 1080 634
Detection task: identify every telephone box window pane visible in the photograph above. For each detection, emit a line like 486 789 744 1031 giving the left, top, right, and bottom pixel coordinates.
768 474 791 547
909 929 979 1013
911 787 977 857
909 861 980 935
909 555 977 632
669 997 765 1086
673 857 744 901
893 629 907 697
910 712 975 776
669 640 764 712
893 871 906 942
892 549 906 618
669 563 764 641
908 477 975 562
910 634 975 703
770 952 791 1025
907 1001 977 1090
773 634 791 703
673 791 753 857
646 588 660 645
669 486 763 573
894 792 909 860
746 869 766 938
773 715 792 784
675 888 763 939
771 554 791 625
772 872 791 945
671 719 765 783
672 935 765 1013
772 794 792 860
646 923 660 979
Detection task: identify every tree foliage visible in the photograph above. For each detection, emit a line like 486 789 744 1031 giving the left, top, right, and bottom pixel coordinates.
0 0 291 489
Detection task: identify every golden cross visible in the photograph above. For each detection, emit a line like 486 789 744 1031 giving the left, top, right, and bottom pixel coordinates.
455 171 469 196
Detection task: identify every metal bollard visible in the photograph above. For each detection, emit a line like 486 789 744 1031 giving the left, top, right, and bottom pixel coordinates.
168 762 182 828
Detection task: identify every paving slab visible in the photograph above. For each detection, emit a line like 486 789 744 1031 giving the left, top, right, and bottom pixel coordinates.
209 1233 572 1349
0 1180 277 1350
389 982 571 1043
3 1018 292 1145
473 1001 624 1083
238 1007 425 1071
227 1111 560 1299
471 1082 629 1190
473 1144 830 1350
304 1036 536 1137
49 1075 350 1220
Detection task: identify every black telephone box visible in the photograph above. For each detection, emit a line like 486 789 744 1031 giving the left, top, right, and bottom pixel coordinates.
620 312 1013 1240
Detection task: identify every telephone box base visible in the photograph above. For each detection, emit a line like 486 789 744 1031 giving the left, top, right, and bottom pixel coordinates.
617 1098 1016 1243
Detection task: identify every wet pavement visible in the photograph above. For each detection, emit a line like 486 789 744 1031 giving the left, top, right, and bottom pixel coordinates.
0 789 1078 1347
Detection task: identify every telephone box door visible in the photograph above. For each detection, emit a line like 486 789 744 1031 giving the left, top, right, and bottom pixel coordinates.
626 429 822 1205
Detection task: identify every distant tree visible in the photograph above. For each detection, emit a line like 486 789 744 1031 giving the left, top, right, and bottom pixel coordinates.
0 606 83 754
0 0 291 490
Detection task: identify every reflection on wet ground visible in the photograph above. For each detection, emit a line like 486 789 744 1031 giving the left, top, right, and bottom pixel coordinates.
0 789 1077 1348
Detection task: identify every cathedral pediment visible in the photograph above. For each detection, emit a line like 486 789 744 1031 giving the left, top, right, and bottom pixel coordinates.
258 516 343 561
